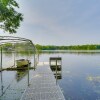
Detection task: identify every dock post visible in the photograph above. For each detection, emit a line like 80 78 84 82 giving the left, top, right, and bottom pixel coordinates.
14 44 16 66
0 71 3 95
0 47 2 71
34 53 35 68
34 51 36 69
28 60 30 86
49 58 50 66
60 58 62 80
56 59 57 85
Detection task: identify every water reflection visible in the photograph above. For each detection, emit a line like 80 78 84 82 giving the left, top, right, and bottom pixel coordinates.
41 50 100 55
50 66 62 80
87 76 100 94
0 51 37 100
16 70 28 82
0 70 33 100
49 57 62 80
0 51 100 100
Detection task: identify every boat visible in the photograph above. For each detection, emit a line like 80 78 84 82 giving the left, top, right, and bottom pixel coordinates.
16 59 30 67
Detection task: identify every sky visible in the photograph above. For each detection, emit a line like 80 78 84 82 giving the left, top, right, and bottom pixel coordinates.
0 0 100 46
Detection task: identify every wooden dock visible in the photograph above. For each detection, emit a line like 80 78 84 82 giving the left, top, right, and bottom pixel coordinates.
20 64 65 100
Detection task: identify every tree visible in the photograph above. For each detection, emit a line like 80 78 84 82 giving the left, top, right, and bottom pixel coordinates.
0 0 23 33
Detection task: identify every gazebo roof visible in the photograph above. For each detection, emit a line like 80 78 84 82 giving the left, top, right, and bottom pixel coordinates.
0 36 33 45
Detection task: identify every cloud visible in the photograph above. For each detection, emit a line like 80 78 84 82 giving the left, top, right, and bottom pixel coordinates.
1 0 100 45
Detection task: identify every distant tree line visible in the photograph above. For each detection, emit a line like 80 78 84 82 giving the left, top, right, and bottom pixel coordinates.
35 44 100 50
1 43 100 52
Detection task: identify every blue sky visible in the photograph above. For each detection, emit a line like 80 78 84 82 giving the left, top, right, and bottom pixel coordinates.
0 0 100 45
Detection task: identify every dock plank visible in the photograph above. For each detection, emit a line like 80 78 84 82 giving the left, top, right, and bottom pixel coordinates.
21 65 65 100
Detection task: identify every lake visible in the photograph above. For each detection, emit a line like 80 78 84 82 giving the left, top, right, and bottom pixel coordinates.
0 51 100 100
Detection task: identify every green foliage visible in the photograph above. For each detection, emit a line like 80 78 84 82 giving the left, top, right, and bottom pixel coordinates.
35 44 100 50
96 45 100 49
2 43 100 52
0 0 23 33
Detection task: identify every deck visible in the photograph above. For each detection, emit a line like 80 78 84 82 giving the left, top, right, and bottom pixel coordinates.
20 63 65 100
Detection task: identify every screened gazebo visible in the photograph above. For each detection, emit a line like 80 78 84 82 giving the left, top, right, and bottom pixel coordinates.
0 36 38 71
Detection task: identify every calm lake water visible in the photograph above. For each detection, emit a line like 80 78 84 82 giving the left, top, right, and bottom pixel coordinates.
0 51 100 100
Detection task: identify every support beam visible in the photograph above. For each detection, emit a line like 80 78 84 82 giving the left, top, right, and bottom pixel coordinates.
56 59 58 85
28 60 30 86
0 71 3 96
13 44 16 66
0 47 2 71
